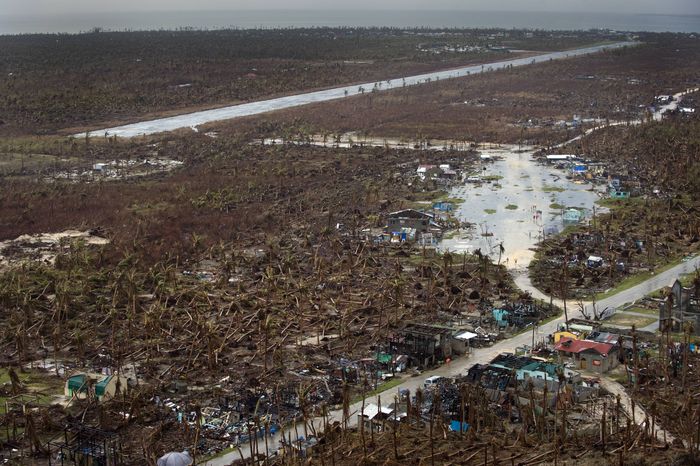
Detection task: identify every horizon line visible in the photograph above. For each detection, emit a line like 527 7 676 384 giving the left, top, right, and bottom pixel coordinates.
2 9 699 17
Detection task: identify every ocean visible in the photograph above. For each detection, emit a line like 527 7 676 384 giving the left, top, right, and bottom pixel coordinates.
0 10 699 35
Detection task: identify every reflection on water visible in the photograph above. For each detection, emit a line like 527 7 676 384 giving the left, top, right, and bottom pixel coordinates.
438 145 605 269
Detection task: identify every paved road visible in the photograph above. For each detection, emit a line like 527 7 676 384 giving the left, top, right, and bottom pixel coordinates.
78 42 635 138
598 377 677 444
204 255 699 464
549 87 699 151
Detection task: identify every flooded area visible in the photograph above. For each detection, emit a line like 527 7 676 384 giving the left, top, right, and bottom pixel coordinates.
439 145 605 269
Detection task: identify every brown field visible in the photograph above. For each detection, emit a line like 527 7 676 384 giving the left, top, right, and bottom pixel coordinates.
4 27 591 137
1 31 700 465
210 36 700 145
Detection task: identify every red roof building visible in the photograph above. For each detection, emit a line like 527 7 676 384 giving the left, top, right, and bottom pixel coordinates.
555 338 613 356
554 338 619 373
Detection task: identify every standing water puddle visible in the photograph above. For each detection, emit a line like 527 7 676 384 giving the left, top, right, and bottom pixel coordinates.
439 145 605 269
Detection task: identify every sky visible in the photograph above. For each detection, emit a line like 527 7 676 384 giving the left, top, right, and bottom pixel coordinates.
2 0 700 16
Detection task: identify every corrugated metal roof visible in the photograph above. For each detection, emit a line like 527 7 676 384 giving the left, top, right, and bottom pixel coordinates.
455 331 478 340
555 338 614 356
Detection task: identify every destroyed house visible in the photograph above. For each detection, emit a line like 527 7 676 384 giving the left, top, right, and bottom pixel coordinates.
489 354 579 383
286 436 320 458
555 338 619 373
587 331 620 346
466 364 514 391
389 324 452 368
492 303 542 329
608 185 631 199
660 279 700 335
48 423 121 466
563 209 583 224
416 165 443 180
386 209 437 232
433 201 453 212
65 373 127 402
358 403 398 432
492 308 510 328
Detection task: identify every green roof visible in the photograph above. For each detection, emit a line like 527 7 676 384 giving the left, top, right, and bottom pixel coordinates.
376 353 392 364
67 374 88 392
95 376 113 397
521 361 559 378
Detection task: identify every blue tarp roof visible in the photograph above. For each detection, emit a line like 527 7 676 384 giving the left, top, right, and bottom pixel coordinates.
450 420 470 432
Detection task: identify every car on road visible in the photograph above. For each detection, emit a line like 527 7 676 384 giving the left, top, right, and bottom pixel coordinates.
424 376 446 388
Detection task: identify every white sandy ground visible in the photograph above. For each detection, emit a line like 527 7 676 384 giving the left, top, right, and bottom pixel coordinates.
75 42 636 138
260 134 477 152
0 230 109 269
47 158 183 183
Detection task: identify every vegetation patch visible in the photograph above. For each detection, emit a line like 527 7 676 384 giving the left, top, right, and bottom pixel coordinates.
0 368 64 415
605 313 656 328
352 377 406 404
434 194 466 206
542 185 565 193
621 307 659 316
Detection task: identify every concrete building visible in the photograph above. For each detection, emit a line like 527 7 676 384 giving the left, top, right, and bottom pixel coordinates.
358 403 401 433
389 323 453 368
489 354 580 384
65 372 128 402
554 338 619 373
385 209 442 240
451 330 478 355
660 279 700 335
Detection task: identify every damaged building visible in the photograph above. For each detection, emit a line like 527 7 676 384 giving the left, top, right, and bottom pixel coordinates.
660 278 700 335
385 209 443 242
388 323 453 368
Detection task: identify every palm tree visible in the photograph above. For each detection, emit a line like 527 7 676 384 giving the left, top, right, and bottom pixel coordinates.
441 251 453 288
